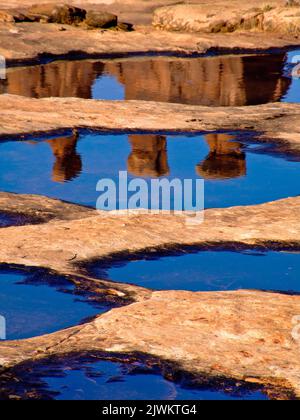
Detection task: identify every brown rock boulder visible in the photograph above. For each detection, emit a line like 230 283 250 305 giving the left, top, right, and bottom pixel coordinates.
85 10 118 29
0 9 36 23
152 4 265 33
0 10 15 23
27 3 86 25
51 4 86 25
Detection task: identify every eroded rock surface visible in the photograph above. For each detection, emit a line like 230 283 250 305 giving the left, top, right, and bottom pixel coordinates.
1 95 300 152
1 20 300 64
0 289 299 399
153 2 300 35
0 195 299 275
0 191 96 223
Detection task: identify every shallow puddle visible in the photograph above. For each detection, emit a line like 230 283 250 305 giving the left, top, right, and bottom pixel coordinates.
1 50 300 105
89 249 300 293
0 131 299 209
0 212 33 228
0 356 268 400
0 267 111 340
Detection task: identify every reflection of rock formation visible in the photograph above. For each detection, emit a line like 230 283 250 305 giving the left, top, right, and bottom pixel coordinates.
127 135 169 177
1 54 290 105
0 61 104 98
47 131 82 183
105 54 291 106
197 134 246 179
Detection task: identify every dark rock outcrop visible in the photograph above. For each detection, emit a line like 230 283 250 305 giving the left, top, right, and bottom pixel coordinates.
85 10 117 29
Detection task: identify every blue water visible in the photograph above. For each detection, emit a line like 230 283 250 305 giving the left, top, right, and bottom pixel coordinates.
0 268 109 340
92 250 300 293
2 51 300 105
282 49 300 103
11 358 267 400
0 212 29 227
0 132 298 210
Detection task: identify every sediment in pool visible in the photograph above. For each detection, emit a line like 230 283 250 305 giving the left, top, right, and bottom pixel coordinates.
0 212 39 228
0 265 113 340
0 353 269 401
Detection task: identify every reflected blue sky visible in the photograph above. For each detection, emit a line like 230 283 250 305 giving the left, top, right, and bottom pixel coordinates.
0 132 298 209
0 268 108 340
95 250 300 293
28 358 268 400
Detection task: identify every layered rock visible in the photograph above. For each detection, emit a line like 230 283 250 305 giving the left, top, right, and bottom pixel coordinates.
2 95 300 148
153 3 300 35
153 4 265 33
0 289 300 399
85 10 117 28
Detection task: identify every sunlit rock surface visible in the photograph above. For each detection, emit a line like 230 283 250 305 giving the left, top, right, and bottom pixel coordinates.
153 2 300 35
0 289 299 399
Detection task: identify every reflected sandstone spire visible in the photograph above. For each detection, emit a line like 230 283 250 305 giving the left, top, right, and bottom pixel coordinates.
47 130 82 183
127 135 169 177
105 53 290 106
197 134 246 180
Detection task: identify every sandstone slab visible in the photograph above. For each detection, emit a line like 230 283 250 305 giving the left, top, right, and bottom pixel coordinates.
153 4 265 33
85 10 117 28
1 95 300 151
153 2 300 35
0 195 299 275
0 289 299 399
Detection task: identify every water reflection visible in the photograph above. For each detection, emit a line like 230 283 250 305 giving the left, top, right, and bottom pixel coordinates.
25 133 244 182
197 134 246 180
0 53 294 105
0 131 299 209
47 130 82 183
93 249 300 293
0 356 267 400
0 267 110 340
128 135 169 177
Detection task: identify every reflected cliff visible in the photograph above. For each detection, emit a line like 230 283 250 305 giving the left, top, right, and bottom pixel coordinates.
47 131 82 183
197 134 246 180
26 131 82 183
0 53 291 105
105 54 290 106
28 133 242 182
127 135 169 177
1 131 299 209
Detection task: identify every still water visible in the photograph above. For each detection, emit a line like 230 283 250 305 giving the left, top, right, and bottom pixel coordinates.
91 249 300 293
0 267 110 340
0 357 268 400
1 50 300 105
0 131 298 209
0 212 32 227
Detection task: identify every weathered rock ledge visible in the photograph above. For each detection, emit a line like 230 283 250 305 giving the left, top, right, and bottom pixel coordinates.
0 289 299 399
0 194 299 275
153 2 300 36
0 194 300 398
1 95 300 150
0 191 96 223
1 21 300 65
